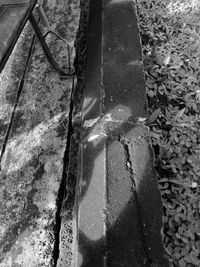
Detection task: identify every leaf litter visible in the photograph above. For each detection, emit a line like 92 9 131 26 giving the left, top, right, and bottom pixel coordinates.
137 0 200 266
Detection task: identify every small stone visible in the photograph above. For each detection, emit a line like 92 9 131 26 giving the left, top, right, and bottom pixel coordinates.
191 182 197 188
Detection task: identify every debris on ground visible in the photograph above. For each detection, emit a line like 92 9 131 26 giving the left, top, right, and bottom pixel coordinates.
137 0 200 266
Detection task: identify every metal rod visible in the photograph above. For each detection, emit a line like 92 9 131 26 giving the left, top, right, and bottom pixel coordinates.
44 30 72 71
29 13 75 77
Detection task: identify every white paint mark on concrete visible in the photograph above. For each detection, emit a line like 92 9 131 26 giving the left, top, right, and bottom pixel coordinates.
83 117 100 128
138 117 147 123
88 133 107 142
127 60 143 67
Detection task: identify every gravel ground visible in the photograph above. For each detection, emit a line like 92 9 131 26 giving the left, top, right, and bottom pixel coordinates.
137 0 200 266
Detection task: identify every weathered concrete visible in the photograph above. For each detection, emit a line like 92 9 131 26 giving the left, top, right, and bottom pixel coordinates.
74 0 106 265
73 0 169 266
106 123 168 266
0 24 34 154
56 1 91 266
76 133 106 266
75 119 169 266
103 0 147 122
82 0 102 122
0 0 80 266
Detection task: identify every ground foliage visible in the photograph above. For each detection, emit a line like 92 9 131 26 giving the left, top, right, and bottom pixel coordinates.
137 0 200 266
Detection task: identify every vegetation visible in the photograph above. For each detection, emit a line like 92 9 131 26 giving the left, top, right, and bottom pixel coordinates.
137 0 200 266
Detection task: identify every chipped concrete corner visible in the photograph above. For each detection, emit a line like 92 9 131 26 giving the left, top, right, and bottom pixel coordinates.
0 0 80 266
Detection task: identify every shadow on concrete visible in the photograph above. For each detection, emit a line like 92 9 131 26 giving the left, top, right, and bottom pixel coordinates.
0 9 76 265
75 117 169 266
0 22 35 162
69 0 170 266
0 0 171 265
0 108 70 263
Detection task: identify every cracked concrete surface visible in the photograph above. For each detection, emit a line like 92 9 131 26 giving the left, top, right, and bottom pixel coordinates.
0 0 80 266
73 0 169 265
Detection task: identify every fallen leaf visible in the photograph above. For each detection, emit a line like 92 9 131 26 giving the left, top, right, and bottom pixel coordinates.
148 108 161 124
196 90 200 102
163 48 171 66
174 122 193 127
173 108 186 121
159 178 186 186
151 44 158 58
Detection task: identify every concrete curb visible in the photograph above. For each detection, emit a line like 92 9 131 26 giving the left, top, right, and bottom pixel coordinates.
74 0 169 266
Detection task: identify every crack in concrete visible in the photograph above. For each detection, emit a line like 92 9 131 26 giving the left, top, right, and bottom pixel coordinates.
118 135 151 266
52 75 77 266
55 2 91 265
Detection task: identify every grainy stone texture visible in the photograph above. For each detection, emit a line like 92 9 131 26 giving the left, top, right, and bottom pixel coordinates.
0 0 80 266
0 24 34 153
